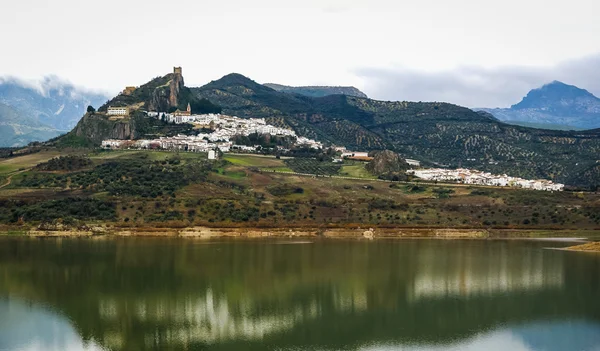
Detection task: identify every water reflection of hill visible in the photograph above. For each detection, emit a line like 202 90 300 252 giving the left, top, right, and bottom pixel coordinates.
0 238 598 351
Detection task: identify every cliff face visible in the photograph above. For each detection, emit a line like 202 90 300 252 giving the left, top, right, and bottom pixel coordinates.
170 73 184 107
70 113 137 146
146 73 185 112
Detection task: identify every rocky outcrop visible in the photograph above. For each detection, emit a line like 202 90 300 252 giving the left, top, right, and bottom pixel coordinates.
366 150 409 175
70 113 137 145
170 72 185 107
147 73 186 112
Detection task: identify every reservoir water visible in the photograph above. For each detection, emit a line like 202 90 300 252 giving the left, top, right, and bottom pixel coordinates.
0 237 598 351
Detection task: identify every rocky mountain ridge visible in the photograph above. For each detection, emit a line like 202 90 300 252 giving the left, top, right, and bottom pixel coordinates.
264 83 368 98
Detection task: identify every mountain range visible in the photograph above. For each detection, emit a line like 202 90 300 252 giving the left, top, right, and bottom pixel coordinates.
264 83 368 98
0 77 108 147
61 69 600 188
479 81 600 130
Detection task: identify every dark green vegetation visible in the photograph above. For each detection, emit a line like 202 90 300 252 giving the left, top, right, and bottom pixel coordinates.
21 154 214 198
1 239 599 351
0 198 115 223
264 83 368 98
284 158 342 175
193 74 600 188
34 155 93 171
1 150 599 229
232 133 296 149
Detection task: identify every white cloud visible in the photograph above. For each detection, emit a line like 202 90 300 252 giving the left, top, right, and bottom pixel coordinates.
355 55 600 108
1 0 599 97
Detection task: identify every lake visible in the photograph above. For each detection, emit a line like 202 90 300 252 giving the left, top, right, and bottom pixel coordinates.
0 237 599 351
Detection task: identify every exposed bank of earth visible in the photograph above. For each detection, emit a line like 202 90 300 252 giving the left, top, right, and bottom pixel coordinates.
565 242 600 252
12 226 597 240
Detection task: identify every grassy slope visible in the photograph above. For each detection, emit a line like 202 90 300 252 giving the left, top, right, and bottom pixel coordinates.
1 150 599 232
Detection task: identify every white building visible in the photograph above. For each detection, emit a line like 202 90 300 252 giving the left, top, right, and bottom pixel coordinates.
208 150 217 160
107 106 129 116
406 159 421 167
101 140 126 148
342 152 369 158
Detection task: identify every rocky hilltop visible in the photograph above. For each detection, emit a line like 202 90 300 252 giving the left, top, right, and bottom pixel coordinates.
366 150 409 175
97 68 216 114
57 68 220 147
264 83 368 98
479 81 600 130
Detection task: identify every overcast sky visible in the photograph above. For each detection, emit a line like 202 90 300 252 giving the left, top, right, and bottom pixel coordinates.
2 0 600 107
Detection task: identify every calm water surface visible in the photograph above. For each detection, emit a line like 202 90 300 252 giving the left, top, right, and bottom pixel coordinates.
0 238 599 351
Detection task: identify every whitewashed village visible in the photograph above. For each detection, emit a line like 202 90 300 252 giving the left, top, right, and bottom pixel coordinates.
409 169 564 191
102 110 323 156
100 80 564 192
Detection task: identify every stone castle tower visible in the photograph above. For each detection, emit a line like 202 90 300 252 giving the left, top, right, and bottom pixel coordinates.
173 67 182 75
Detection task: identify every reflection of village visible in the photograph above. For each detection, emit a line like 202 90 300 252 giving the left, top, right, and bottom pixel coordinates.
94 249 565 350
410 168 565 191
97 288 367 349
408 245 565 301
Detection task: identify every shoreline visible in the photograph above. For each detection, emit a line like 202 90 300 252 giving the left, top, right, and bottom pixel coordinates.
2 226 597 241
560 242 600 253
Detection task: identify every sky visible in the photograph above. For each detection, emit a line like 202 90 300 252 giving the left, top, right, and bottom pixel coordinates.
1 0 600 107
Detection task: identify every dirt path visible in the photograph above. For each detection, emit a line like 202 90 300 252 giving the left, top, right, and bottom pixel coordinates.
0 175 12 189
0 169 30 189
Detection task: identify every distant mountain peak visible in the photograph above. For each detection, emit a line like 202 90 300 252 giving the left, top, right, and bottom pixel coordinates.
213 73 259 86
479 81 600 130
511 81 599 111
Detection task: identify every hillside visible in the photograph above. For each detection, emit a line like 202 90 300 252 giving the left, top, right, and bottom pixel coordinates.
0 103 62 147
264 83 368 98
0 77 108 131
479 81 600 130
193 73 600 188
1 150 599 231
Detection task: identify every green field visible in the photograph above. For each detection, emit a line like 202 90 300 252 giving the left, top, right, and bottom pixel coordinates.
0 151 62 175
340 164 376 179
224 154 287 168
89 150 208 162
284 158 342 176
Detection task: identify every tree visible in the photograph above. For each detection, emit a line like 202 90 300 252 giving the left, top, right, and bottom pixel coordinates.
87 105 96 113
